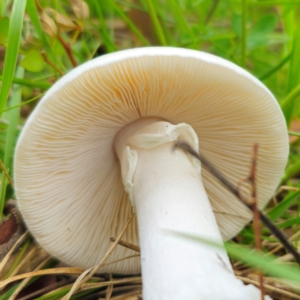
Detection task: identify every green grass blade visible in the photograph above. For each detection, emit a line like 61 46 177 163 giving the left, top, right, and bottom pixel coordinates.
168 230 300 283
284 18 300 125
0 0 26 117
112 2 150 46
0 174 8 220
94 1 116 53
145 0 167 46
35 287 72 300
226 242 300 281
281 160 300 184
25 0 48 46
0 76 51 89
268 187 300 221
1 92 44 114
280 83 300 112
205 0 221 24
259 54 291 81
289 131 300 137
0 67 24 219
241 0 247 67
1 283 20 300
168 0 197 49
277 216 300 229
5 237 31 278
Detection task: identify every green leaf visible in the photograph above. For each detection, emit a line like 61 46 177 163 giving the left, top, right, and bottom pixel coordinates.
21 50 45 72
0 16 9 44
247 15 277 49
249 15 277 37
0 0 26 118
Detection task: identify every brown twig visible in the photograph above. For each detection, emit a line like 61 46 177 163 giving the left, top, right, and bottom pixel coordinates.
57 35 78 67
110 237 140 252
174 141 300 266
236 145 264 298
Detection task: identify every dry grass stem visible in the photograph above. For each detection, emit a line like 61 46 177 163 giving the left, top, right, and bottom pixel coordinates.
104 254 140 266
275 253 295 262
267 231 300 255
274 186 299 197
90 285 142 299
236 276 300 300
110 237 140 252
106 274 113 300
61 212 135 300
0 231 28 275
81 277 142 290
8 244 47 278
109 288 142 299
9 256 52 300
0 267 84 289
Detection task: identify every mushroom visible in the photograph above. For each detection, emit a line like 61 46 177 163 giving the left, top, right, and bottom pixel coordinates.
14 47 288 299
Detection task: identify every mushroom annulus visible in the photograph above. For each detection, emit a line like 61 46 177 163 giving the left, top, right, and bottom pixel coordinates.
14 47 288 299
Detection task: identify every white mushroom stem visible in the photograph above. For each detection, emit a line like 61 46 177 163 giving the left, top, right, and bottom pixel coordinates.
115 118 271 300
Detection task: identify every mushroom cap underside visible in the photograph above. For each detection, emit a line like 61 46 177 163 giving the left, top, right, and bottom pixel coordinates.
14 47 289 272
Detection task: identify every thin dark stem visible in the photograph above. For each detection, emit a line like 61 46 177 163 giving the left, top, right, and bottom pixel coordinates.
57 35 78 67
174 141 300 266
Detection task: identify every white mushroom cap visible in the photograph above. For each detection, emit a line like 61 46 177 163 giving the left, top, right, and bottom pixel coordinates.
14 47 288 273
